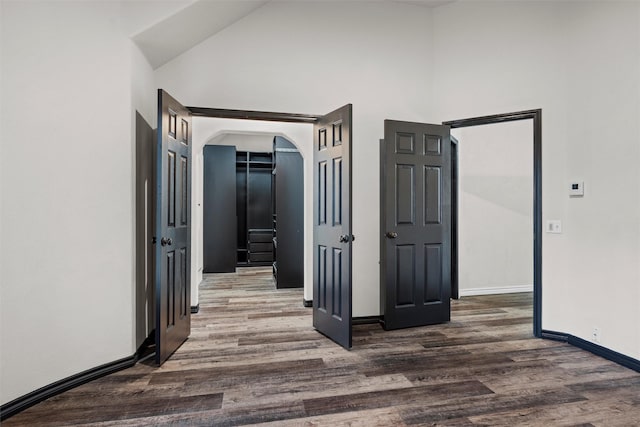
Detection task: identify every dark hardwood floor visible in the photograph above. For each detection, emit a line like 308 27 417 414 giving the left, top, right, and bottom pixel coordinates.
6 268 640 426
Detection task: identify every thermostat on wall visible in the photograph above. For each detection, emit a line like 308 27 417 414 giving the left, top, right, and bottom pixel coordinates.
569 181 584 197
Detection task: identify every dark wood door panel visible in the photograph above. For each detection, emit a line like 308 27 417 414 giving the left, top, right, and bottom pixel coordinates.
313 105 352 349
381 120 451 330
155 89 192 365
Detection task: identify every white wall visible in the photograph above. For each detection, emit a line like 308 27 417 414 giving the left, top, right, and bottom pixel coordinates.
433 1 640 359
0 1 156 404
155 0 436 316
453 121 533 296
132 46 157 130
191 118 313 303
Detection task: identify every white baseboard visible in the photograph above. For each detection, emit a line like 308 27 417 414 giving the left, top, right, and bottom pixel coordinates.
459 284 533 297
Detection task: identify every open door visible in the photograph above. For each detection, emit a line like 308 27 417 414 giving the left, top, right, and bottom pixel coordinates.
313 105 352 349
380 120 451 330
155 89 192 364
450 135 459 300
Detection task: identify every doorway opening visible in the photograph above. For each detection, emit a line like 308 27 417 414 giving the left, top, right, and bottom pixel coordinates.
444 109 542 337
187 104 354 349
191 115 315 308
201 133 305 283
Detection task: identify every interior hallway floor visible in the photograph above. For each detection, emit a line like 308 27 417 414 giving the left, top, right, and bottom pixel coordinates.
5 267 640 426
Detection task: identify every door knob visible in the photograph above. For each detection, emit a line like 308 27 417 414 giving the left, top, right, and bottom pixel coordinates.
339 234 350 243
385 232 398 239
161 237 173 246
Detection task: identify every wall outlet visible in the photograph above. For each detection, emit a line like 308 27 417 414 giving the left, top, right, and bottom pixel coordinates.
546 220 562 234
592 327 601 343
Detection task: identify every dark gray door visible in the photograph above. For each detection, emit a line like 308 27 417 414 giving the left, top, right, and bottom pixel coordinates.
381 120 451 330
155 89 191 364
203 145 237 273
135 112 156 348
313 105 352 349
450 135 459 300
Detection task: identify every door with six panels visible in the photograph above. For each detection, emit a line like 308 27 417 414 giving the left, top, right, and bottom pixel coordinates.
313 105 353 349
155 89 192 364
381 120 452 330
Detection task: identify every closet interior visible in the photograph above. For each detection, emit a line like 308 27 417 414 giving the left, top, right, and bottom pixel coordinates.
236 151 274 266
203 136 303 288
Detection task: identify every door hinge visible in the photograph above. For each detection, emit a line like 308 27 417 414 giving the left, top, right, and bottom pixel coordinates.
152 236 157 244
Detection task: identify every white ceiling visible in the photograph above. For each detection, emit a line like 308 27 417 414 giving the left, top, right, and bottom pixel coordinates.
394 0 455 7
129 0 455 70
118 0 196 37
131 0 269 69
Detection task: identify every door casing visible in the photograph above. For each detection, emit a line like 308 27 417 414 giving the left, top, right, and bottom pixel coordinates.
187 106 353 349
444 109 542 337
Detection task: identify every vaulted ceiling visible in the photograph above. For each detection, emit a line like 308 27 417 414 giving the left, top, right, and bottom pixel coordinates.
127 0 455 69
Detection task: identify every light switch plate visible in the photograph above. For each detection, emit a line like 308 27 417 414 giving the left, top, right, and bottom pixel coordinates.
569 181 584 197
546 220 562 234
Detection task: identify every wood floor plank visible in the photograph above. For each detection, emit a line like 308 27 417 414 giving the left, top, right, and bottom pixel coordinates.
253 406 408 427
5 392 224 426
4 269 640 426
467 397 638 427
303 380 494 417
222 373 414 410
399 388 588 425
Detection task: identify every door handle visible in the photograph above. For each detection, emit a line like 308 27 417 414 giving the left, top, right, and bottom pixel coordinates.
385 232 398 239
339 234 350 243
161 237 173 246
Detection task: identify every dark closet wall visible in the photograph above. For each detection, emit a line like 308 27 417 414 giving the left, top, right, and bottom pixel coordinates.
273 137 304 288
203 145 237 273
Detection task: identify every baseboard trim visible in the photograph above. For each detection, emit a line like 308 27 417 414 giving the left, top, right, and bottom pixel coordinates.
459 285 533 297
0 354 137 421
303 299 312 308
352 316 382 325
540 329 569 342
568 334 640 373
542 329 640 373
191 304 200 314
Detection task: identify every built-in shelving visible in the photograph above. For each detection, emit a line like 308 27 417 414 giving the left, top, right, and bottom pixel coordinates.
236 151 274 266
